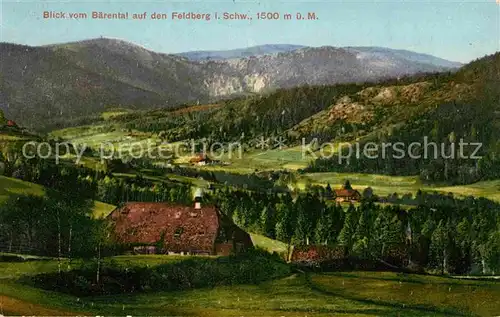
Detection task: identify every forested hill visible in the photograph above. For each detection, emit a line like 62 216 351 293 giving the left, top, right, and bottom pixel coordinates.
102 53 497 139
1 38 461 131
305 52 500 184
454 52 500 82
116 83 369 143
0 40 207 131
110 71 457 142
107 52 500 185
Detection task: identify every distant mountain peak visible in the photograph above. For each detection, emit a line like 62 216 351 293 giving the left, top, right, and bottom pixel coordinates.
177 44 306 61
53 37 143 47
345 46 463 69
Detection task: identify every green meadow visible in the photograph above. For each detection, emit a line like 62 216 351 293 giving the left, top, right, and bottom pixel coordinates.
298 172 500 202
0 176 116 218
434 180 500 203
250 233 290 256
0 176 45 203
298 172 422 196
101 109 132 120
1 256 499 316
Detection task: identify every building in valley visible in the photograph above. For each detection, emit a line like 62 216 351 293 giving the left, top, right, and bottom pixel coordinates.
107 197 253 256
334 180 361 203
189 154 211 166
6 120 17 128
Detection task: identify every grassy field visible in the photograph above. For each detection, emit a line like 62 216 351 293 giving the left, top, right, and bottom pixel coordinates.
101 109 132 120
300 172 422 197
0 258 76 279
52 122 319 173
0 129 38 142
169 103 222 115
241 146 312 171
0 256 499 316
0 176 116 217
50 124 110 140
181 146 314 174
300 172 500 202
52 124 178 167
102 254 204 267
0 175 45 203
192 140 350 173
51 124 161 154
0 134 27 141
434 180 500 202
312 272 500 317
92 201 116 218
250 233 291 258
0 255 192 280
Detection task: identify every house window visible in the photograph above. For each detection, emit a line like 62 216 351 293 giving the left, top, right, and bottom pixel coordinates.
174 227 184 238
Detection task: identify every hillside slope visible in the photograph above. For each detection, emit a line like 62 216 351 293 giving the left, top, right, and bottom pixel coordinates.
302 52 500 183
290 52 499 142
0 175 115 217
346 47 463 69
289 78 474 141
0 39 207 130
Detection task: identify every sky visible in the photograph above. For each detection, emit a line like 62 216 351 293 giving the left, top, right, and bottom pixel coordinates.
1 0 499 63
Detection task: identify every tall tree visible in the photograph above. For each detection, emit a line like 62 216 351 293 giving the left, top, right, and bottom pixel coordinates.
431 220 451 274
337 204 357 251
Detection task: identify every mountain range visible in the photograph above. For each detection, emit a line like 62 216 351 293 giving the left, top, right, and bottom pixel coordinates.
0 38 463 130
177 44 463 70
176 44 306 61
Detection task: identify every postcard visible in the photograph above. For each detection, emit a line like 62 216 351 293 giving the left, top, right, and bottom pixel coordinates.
0 0 499 316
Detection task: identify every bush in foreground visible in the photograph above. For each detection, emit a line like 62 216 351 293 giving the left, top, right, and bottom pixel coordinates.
22 248 290 296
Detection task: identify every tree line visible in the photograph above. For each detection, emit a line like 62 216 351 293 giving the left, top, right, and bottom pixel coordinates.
209 187 500 274
0 156 499 274
305 99 500 185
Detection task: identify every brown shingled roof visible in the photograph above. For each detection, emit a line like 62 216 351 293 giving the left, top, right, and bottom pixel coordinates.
334 189 361 198
108 202 220 254
189 154 210 163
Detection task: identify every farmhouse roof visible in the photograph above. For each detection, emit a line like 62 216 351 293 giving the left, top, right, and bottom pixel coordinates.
108 202 220 253
189 154 210 163
334 188 360 198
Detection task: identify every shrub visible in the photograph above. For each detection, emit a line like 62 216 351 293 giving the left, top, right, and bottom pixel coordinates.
21 249 290 296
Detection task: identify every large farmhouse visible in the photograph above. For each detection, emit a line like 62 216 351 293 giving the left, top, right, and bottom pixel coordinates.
107 199 253 256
